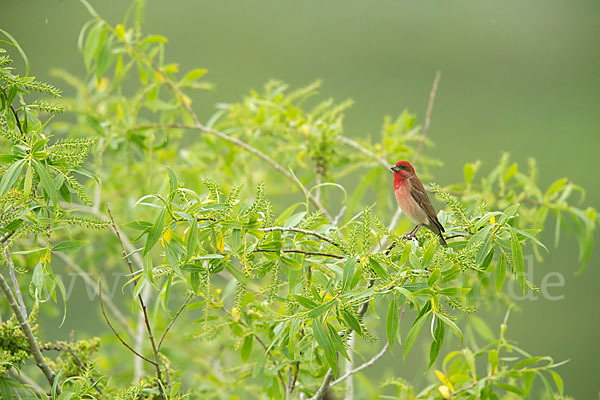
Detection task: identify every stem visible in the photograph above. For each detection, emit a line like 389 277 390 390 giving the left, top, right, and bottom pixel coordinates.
59 341 106 399
412 70 441 165
133 122 334 223
336 136 390 171
5 248 26 315
259 226 341 248
54 250 135 338
0 271 58 392
254 248 345 259
157 293 193 351
98 277 157 366
310 369 335 400
330 342 390 389
107 206 166 399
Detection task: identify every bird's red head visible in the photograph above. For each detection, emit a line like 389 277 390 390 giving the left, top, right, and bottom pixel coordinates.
390 161 414 176
391 161 414 188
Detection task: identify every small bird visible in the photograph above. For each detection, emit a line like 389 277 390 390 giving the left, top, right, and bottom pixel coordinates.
391 161 447 245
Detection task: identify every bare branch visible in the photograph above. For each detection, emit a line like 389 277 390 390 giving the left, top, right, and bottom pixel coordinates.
54 250 135 338
157 293 193 351
8 368 46 399
132 122 333 223
98 276 157 366
310 369 335 400
131 50 335 223
259 226 341 248
337 136 390 171
412 70 441 165
58 341 106 399
254 248 345 259
106 206 166 398
330 343 389 389
0 271 58 392
5 247 27 316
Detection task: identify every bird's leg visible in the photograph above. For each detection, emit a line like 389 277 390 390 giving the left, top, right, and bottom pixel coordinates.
402 225 421 241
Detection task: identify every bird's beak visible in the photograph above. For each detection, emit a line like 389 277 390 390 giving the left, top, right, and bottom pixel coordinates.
390 165 400 172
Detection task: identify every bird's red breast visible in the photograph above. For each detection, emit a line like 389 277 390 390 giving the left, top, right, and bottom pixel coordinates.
394 177 429 225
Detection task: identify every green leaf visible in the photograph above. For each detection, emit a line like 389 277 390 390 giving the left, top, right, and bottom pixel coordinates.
240 335 253 362
182 68 207 82
341 257 356 292
312 318 337 375
437 287 470 297
143 208 166 256
404 311 430 359
427 268 441 287
225 263 249 285
165 167 178 194
280 256 302 271
428 316 445 369
307 299 335 318
550 370 564 395
513 227 548 252
475 228 494 265
494 382 524 395
327 323 349 361
23 162 33 199
341 310 362 335
52 240 88 252
510 229 525 293
503 163 518 183
32 159 58 205
369 257 388 279
0 158 26 195
489 349 499 372
84 21 104 70
186 221 198 259
386 294 399 353
293 294 318 309
495 251 507 293
422 241 436 268
283 211 306 228
436 313 463 343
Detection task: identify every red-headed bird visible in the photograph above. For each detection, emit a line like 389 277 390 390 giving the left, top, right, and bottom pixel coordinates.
391 161 447 245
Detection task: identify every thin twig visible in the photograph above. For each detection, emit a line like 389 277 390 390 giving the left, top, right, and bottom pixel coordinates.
5 248 27 316
254 248 345 259
133 122 333 223
337 136 390 171
98 276 157 366
58 341 106 399
65 202 147 380
106 206 166 398
412 70 441 165
157 293 193 351
0 87 24 136
133 50 334 223
0 272 58 392
310 369 335 400
330 342 389 389
259 226 340 247
54 250 135 338
343 332 355 400
8 368 46 399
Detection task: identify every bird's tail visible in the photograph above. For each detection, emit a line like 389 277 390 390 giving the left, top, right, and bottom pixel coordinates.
438 234 447 246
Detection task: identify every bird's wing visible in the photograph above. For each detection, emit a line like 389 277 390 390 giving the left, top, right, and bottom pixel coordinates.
409 176 445 233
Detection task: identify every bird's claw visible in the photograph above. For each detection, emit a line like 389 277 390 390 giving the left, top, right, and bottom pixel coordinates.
402 233 417 241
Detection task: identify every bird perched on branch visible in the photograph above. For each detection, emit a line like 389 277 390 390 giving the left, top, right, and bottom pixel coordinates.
391 160 447 245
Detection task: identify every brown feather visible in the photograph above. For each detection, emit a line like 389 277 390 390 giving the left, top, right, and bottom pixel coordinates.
408 176 446 242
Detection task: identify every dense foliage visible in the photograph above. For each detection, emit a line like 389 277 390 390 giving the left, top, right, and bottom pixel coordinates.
0 1 596 399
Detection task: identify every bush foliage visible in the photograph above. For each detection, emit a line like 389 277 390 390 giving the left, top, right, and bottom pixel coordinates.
0 1 596 399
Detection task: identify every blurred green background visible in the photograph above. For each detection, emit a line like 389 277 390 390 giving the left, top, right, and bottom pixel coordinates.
2 0 599 397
